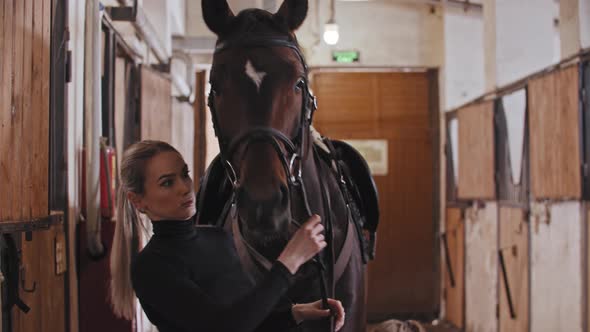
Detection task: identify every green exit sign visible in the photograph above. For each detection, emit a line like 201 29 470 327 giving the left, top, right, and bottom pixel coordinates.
332 50 360 63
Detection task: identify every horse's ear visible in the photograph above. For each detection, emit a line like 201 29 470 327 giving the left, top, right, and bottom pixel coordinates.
274 0 308 31
202 0 235 35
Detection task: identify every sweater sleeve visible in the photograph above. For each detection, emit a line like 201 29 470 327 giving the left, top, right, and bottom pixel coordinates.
131 254 295 332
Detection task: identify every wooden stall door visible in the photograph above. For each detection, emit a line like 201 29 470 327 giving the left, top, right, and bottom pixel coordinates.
457 102 495 200
0 0 65 329
528 66 581 199
0 0 50 222
444 208 464 329
498 207 529 332
12 224 66 332
312 71 437 320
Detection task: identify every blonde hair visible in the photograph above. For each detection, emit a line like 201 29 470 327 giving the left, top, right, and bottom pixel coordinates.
109 140 178 320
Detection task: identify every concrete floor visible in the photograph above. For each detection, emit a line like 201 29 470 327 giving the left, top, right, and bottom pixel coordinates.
367 319 461 332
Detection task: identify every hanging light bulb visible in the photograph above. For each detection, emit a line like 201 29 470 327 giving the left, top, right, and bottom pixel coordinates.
323 0 339 45
323 20 339 45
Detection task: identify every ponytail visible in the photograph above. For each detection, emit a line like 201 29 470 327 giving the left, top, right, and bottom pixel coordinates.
109 140 178 320
110 186 141 320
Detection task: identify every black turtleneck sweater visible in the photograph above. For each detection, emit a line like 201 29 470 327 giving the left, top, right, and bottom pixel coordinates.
130 219 297 332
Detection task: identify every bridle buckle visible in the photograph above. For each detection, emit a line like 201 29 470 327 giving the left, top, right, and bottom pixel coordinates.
289 153 302 184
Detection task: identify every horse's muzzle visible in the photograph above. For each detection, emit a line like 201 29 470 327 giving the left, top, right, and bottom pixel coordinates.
236 184 291 233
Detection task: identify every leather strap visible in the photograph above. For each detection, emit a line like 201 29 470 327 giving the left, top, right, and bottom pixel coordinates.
334 213 355 284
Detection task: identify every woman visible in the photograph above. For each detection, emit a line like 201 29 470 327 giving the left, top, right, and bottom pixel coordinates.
109 140 345 332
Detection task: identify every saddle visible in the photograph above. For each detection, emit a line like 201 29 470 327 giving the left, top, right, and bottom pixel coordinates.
323 139 380 261
196 138 380 261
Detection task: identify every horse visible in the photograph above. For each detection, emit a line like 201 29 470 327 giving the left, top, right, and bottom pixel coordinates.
196 1 379 331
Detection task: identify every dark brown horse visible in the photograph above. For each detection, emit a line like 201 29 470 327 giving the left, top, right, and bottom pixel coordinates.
197 1 377 331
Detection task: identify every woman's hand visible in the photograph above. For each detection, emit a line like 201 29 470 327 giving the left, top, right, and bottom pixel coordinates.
277 215 326 274
292 298 345 331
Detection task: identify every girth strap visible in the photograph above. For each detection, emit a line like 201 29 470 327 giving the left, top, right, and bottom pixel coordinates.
334 210 355 284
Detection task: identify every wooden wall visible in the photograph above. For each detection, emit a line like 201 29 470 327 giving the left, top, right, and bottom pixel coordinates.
0 0 51 222
140 67 172 143
444 53 587 332
528 66 581 199
0 1 66 331
457 102 496 200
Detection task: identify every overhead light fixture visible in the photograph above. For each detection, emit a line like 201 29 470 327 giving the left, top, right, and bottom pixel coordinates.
323 0 339 45
323 21 339 45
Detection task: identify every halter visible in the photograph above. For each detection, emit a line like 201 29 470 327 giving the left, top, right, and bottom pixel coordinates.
207 36 317 189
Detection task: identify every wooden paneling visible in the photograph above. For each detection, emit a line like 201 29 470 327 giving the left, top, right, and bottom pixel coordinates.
465 202 498 332
313 73 378 135
312 71 436 318
457 102 495 200
530 202 583 332
1 0 18 220
13 224 66 332
140 66 172 143
21 0 33 219
529 66 581 199
0 0 50 222
193 70 208 183
444 208 464 329
498 207 529 332
12 0 25 220
0 0 6 223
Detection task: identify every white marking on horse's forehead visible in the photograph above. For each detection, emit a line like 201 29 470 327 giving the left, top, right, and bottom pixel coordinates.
245 60 267 93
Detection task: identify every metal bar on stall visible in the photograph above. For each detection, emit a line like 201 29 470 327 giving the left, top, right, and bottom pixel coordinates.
0 212 64 234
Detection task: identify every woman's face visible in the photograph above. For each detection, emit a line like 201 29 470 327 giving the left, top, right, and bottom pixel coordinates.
130 151 196 221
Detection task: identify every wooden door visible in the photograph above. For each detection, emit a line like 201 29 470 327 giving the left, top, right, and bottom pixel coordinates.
312 70 438 320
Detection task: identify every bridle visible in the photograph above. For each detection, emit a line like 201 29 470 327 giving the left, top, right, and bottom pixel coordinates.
208 36 317 191
207 35 336 328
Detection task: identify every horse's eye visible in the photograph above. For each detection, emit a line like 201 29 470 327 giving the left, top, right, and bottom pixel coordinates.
295 78 305 91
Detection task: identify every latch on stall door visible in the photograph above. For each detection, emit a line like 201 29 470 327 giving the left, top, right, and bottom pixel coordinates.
55 232 66 275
